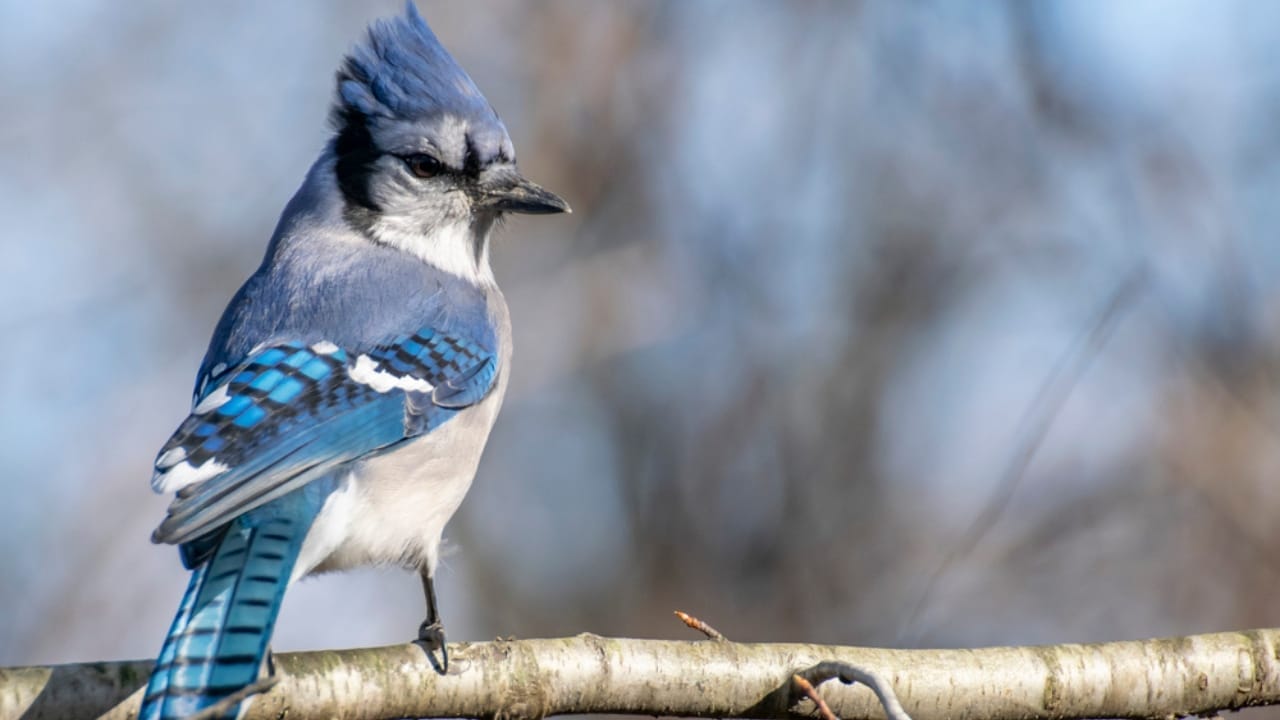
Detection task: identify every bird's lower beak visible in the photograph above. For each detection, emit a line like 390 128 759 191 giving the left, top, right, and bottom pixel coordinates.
475 172 571 215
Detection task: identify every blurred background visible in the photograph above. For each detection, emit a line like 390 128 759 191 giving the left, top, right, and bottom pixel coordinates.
2 0 1279 690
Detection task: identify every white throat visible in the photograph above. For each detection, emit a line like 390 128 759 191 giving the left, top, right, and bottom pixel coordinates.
370 216 495 286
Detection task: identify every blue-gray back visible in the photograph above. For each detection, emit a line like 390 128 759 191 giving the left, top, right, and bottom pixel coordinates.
197 160 498 399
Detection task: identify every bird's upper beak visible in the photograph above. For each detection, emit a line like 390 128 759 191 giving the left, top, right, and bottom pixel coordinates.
473 168 571 215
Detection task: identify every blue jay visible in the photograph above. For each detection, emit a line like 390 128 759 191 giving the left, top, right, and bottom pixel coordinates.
139 5 568 719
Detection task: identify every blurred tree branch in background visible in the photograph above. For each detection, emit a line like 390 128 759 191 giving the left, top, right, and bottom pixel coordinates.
3 629 1279 720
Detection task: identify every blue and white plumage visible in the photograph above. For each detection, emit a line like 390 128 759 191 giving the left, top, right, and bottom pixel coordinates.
140 5 568 719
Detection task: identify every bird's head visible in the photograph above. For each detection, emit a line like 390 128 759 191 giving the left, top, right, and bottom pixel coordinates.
328 3 568 279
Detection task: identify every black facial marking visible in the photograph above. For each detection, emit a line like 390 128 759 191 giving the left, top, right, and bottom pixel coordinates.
463 134 481 178
331 56 383 227
332 107 381 213
471 211 498 266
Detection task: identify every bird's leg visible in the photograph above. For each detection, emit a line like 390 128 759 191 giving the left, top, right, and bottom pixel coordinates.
417 569 448 672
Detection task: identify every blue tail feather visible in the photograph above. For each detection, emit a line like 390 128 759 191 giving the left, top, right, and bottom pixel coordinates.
141 516 306 720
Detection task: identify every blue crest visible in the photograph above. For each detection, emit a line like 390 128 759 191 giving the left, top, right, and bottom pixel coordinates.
334 2 503 130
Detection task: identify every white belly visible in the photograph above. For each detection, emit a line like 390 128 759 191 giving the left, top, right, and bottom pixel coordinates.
291 393 503 580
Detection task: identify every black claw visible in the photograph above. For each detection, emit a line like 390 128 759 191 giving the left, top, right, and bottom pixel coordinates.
418 619 449 673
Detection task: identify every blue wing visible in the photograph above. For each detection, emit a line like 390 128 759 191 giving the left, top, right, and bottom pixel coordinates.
150 326 497 547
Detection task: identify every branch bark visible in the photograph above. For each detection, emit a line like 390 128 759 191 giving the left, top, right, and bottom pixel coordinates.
2 629 1278 720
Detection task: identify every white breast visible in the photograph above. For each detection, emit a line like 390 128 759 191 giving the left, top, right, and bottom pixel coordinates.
292 374 507 581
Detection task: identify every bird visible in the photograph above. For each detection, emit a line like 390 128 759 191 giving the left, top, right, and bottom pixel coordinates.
138 4 569 719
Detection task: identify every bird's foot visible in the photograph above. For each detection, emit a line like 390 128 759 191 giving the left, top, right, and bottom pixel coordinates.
418 619 449 673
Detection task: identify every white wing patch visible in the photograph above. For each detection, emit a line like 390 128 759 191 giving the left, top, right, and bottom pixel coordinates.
348 354 434 394
153 458 229 494
311 341 340 355
193 362 229 403
156 447 187 469
193 383 232 414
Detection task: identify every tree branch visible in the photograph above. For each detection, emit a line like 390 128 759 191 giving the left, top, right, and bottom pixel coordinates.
2 629 1278 720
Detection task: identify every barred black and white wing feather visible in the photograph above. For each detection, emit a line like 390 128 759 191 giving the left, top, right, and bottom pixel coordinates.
150 326 497 547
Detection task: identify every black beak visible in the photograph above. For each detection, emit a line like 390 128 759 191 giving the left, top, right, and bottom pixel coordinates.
475 170 571 215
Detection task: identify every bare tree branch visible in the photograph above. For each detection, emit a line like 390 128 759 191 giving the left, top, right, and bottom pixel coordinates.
796 663 912 720
792 673 842 720
184 675 278 720
2 629 1277 720
901 268 1148 639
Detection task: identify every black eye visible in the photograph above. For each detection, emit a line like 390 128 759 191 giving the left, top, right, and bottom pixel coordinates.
403 153 443 179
